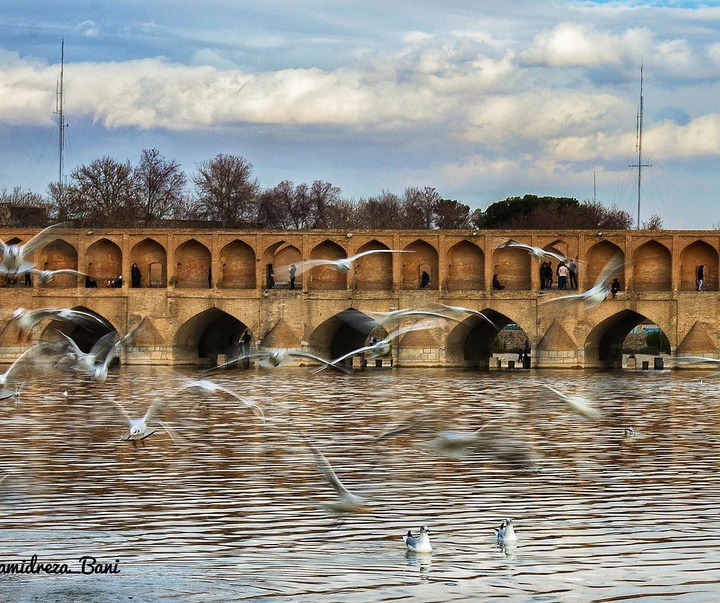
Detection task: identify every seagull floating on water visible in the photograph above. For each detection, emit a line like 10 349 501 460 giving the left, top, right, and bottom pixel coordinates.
495 519 518 544
403 525 432 553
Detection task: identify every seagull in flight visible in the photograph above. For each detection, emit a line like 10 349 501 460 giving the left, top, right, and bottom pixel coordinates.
24 268 88 285
403 525 433 553
497 239 567 263
1 307 111 341
540 253 625 309
295 425 369 515
0 222 69 274
542 384 601 419
0 344 59 392
115 397 175 445
179 379 265 427
436 304 500 330
313 319 445 373
280 249 411 276
207 348 351 373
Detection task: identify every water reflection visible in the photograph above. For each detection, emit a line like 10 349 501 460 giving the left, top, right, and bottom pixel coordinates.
1 366 720 602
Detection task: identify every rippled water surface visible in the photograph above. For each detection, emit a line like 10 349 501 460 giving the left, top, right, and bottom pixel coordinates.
1 365 720 602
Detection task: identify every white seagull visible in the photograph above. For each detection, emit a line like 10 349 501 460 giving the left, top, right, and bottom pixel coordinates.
208 348 351 373
279 249 411 276
542 384 601 419
24 268 88 285
179 379 265 427
403 525 433 553
0 222 69 274
495 519 518 544
296 426 369 514
115 397 174 444
2 307 111 341
436 304 500 330
497 239 567 263
540 253 625 309
313 319 445 373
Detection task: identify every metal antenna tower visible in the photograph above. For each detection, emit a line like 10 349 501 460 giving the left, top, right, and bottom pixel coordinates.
54 39 66 196
629 63 651 229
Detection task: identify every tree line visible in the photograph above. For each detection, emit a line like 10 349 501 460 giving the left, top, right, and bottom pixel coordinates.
1 149 650 230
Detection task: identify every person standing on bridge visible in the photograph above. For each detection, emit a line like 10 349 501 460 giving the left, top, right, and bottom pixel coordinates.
131 263 141 288
697 265 704 291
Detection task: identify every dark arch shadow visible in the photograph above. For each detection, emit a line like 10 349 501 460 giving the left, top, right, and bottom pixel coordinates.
39 306 115 353
174 308 250 365
446 309 520 367
308 308 381 366
585 309 669 367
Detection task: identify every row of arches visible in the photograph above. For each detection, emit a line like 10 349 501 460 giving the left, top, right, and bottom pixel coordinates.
40 304 679 370
12 234 720 292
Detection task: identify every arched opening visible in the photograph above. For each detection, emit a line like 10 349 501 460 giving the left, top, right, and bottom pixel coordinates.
173 308 250 365
131 238 167 288
354 240 393 291
585 309 670 368
445 310 519 367
308 308 378 366
175 240 211 288
275 244 302 289
447 240 484 291
39 239 79 288
38 306 115 353
308 240 346 291
86 238 122 288
680 240 718 292
492 246 530 290
633 241 671 292
219 239 256 289
586 241 624 289
402 240 439 290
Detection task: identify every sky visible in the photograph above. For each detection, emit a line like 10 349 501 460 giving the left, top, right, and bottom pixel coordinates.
1 0 719 229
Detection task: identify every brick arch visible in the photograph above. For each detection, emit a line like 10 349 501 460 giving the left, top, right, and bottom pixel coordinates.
586 241 624 288
274 244 302 288
174 240 211 288
633 240 671 291
39 239 78 288
402 239 439 290
86 238 122 287
583 308 672 367
307 308 376 364
445 309 529 367
354 239 393 291
308 240 346 291
131 238 167 288
492 246 530 290
219 239 256 289
447 240 484 291
173 308 252 365
680 240 718 291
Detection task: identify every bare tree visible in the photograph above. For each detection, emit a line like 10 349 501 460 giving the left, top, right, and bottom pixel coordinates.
323 198 357 228
135 149 187 225
0 186 50 226
404 186 441 229
193 154 259 227
355 191 404 229
309 180 341 228
53 157 139 226
642 214 663 230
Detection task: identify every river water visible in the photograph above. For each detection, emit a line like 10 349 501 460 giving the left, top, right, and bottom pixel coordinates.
1 365 719 602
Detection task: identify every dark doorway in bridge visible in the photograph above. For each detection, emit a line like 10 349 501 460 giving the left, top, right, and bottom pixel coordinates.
308 308 379 368
175 308 249 366
40 306 114 353
445 309 507 368
585 310 670 368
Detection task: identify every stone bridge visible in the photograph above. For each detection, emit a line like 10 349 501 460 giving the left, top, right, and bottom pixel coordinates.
0 227 718 369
